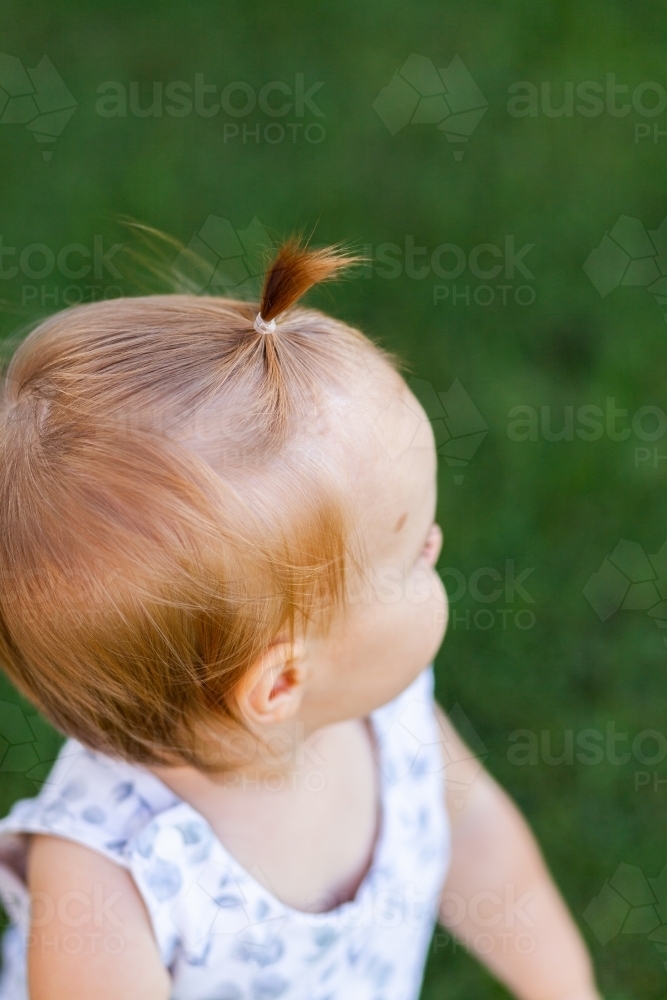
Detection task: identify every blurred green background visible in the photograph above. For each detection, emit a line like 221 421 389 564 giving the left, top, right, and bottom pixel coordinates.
2 1 667 997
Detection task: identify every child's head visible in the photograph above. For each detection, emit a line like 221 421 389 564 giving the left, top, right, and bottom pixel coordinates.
0 240 447 772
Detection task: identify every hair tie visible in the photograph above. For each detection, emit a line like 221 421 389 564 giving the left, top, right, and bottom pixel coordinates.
254 312 277 335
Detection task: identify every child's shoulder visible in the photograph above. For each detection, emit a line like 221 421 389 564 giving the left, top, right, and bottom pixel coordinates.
25 830 171 1000
0 739 179 867
0 736 180 939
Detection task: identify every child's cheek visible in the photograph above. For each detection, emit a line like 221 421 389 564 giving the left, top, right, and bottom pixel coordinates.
405 564 448 656
427 568 448 651
371 563 447 666
434 570 449 639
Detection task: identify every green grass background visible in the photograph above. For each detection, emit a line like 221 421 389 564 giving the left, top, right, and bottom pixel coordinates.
1 1 667 996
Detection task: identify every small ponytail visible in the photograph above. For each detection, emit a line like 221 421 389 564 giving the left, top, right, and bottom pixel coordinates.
257 237 362 326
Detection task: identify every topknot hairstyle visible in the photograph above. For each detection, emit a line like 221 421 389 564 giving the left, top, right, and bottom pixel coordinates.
258 238 357 322
0 237 396 771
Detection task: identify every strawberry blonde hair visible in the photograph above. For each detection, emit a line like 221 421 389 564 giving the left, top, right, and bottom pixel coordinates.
0 240 396 770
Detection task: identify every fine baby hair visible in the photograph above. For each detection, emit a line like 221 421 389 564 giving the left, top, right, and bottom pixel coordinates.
0 238 392 772
0 238 603 1000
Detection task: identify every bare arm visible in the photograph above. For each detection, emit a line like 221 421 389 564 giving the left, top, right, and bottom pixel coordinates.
435 702 600 1000
27 834 171 1000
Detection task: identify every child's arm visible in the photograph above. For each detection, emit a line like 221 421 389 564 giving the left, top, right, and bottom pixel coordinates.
434 703 601 1000
27 834 171 1000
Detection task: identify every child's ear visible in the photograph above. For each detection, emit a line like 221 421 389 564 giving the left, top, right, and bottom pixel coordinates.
235 640 307 726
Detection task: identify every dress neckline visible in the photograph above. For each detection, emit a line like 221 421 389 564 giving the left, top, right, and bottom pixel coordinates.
133 709 391 922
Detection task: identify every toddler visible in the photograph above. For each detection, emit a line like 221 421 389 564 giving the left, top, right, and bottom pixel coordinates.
0 240 599 999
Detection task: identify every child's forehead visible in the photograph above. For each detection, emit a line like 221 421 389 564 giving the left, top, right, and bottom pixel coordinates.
337 378 437 552
181 366 436 546
341 374 436 472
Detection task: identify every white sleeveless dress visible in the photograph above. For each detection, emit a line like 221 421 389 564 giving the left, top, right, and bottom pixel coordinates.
0 666 450 1000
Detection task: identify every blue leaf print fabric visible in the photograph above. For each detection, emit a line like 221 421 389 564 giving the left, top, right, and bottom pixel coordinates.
0 666 450 1000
